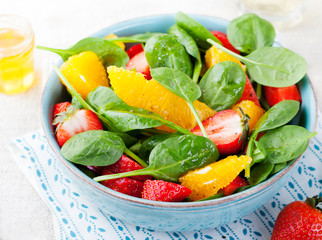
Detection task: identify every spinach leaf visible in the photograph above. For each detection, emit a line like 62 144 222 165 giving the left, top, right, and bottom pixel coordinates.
199 61 246 111
207 39 308 87
150 67 201 102
259 125 316 164
138 133 181 162
38 37 129 67
94 135 219 182
197 192 224 201
227 13 275 54
175 11 221 50
61 130 125 166
254 100 300 132
108 32 159 43
145 34 193 77
168 24 202 83
270 162 287 176
150 67 208 137
248 161 274 185
251 140 267 165
86 86 124 111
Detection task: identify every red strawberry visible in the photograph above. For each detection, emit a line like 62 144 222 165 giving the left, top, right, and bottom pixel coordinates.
142 180 191 202
263 84 302 107
103 155 152 182
271 196 322 240
211 30 240 54
53 107 103 147
101 169 144 198
222 176 249 196
238 76 261 107
126 51 151 79
86 165 104 175
192 109 249 155
53 102 71 117
126 44 144 59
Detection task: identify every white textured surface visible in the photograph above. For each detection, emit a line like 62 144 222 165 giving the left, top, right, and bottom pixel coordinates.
0 0 321 239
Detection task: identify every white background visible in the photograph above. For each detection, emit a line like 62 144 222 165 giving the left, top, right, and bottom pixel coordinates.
1 0 321 239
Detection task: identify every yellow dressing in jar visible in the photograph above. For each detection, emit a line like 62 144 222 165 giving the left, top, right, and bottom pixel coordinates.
0 15 35 94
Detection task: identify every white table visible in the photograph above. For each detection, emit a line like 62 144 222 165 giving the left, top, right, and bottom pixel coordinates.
1 0 321 239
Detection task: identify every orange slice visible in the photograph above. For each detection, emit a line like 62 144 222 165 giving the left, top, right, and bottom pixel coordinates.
107 66 216 131
205 45 244 69
104 33 125 50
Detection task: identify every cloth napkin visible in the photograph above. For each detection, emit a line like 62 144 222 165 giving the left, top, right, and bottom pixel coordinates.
8 115 322 240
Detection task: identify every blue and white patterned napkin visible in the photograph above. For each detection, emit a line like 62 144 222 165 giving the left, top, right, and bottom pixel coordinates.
8 115 322 240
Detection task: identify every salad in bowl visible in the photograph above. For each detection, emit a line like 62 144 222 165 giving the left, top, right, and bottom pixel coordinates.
40 12 317 230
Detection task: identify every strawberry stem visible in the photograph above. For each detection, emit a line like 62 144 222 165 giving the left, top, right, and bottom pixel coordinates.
306 195 322 211
124 148 148 168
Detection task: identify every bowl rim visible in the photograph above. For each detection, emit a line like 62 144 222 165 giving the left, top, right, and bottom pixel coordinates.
41 13 318 209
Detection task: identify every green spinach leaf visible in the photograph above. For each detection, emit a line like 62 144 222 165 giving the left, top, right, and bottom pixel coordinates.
94 135 219 182
199 61 246 111
227 13 276 54
175 11 221 49
109 32 159 43
61 130 125 166
207 39 308 87
248 161 274 185
259 125 316 164
86 86 124 111
168 24 202 83
145 34 193 76
38 37 129 67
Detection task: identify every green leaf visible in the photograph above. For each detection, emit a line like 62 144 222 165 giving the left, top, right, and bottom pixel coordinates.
61 130 125 166
245 47 308 87
94 135 219 182
38 37 129 67
109 32 160 43
270 162 288 176
150 67 201 103
227 13 276 54
207 39 308 87
168 24 202 83
86 86 124 111
199 61 246 111
145 33 193 77
251 140 267 165
249 161 274 185
259 125 316 164
255 100 300 132
175 11 221 49
138 133 181 162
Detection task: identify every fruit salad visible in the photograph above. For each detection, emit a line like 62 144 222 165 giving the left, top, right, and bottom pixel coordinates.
39 12 316 202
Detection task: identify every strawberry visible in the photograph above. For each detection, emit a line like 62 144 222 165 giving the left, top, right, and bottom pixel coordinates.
222 176 249 196
126 44 144 59
142 180 191 202
192 109 249 155
103 155 153 182
101 169 144 198
126 51 151 79
211 30 240 54
86 165 104 175
53 102 71 117
53 106 103 147
271 196 322 240
263 84 302 107
238 76 261 107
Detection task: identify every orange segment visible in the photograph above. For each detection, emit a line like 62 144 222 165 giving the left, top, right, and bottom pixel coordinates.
104 33 125 50
107 66 216 130
205 45 244 69
60 51 109 99
232 100 265 133
179 155 252 201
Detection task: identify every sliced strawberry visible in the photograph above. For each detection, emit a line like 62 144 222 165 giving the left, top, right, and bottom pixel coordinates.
142 180 191 202
238 76 261 107
263 84 302 107
211 30 240 54
222 176 249 196
192 109 248 155
103 155 153 182
54 108 103 147
126 51 151 80
101 169 144 198
53 102 71 117
126 44 144 59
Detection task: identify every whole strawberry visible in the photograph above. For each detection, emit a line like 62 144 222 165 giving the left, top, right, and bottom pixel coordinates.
271 196 322 240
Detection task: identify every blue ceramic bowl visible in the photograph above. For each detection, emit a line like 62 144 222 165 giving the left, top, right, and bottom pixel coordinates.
41 14 317 231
